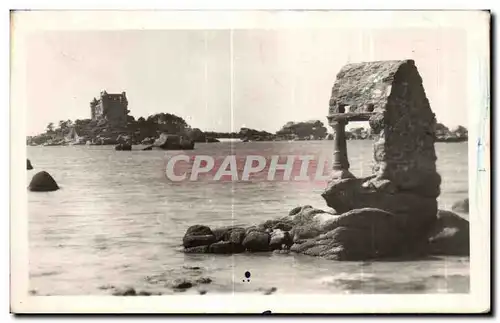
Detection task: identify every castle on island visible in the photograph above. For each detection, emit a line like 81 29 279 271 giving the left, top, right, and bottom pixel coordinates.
90 90 130 126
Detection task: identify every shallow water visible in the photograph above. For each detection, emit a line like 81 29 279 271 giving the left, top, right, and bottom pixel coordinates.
27 141 469 295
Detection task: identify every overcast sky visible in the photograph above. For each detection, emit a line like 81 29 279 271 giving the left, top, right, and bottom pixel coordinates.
25 27 467 135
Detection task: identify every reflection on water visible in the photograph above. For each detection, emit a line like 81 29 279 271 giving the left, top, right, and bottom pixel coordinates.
28 141 469 295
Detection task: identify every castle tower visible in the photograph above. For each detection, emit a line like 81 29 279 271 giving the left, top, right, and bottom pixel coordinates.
90 90 129 126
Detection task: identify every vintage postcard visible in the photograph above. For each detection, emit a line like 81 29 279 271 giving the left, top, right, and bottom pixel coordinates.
10 10 490 314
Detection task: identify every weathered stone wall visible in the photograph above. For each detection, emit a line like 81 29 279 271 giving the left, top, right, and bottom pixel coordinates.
369 60 441 198
328 60 401 115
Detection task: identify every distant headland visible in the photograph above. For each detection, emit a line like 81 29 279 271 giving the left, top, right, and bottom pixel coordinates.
26 90 468 146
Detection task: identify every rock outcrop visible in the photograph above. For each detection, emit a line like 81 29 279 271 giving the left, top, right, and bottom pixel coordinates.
28 171 59 192
27 159 33 170
427 210 469 256
183 225 216 250
181 206 469 260
152 133 195 150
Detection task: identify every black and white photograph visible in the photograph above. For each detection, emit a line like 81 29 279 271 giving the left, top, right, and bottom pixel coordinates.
10 10 490 314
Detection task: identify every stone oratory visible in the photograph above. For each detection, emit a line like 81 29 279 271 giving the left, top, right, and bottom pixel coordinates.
181 60 468 261
322 59 442 241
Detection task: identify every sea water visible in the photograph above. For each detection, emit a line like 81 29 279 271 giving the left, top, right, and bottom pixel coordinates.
27 141 469 295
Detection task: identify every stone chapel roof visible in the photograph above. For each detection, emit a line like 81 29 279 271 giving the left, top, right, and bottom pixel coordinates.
328 59 416 116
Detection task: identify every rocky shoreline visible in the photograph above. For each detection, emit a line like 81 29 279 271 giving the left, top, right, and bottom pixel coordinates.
182 204 469 261
27 114 467 147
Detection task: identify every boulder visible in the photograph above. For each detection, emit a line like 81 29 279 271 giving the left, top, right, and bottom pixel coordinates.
290 208 410 260
195 277 213 284
313 213 340 230
211 226 245 242
211 226 233 241
99 137 117 145
169 278 193 290
27 159 33 170
322 177 438 240
245 226 262 236
28 171 59 192
289 205 308 216
183 235 216 248
451 198 469 214
290 206 330 226
141 137 155 145
242 231 270 251
209 241 245 254
427 210 469 256
182 225 216 248
258 218 294 231
153 133 195 150
186 225 212 236
227 228 246 245
290 224 320 242
116 134 131 144
115 143 132 151
180 138 195 150
269 229 293 250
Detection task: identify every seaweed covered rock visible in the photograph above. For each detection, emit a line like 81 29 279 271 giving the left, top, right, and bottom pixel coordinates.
28 171 59 192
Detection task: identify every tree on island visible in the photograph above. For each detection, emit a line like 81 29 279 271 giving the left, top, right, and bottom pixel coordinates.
451 125 468 139
240 127 275 141
29 111 468 146
276 120 328 140
46 122 54 133
146 113 190 135
434 123 468 142
345 127 371 140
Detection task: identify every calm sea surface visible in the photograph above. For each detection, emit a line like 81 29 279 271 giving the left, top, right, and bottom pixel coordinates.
28 141 469 295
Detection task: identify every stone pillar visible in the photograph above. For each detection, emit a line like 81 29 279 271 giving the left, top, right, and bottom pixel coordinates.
330 120 355 179
332 120 350 170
